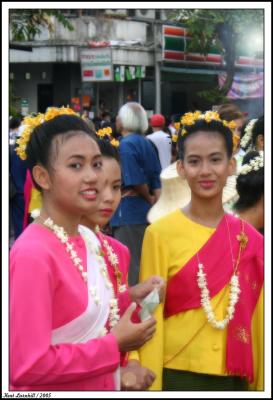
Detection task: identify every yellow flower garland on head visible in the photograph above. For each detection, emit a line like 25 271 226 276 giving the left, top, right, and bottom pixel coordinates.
180 110 237 139
95 127 120 148
16 106 78 160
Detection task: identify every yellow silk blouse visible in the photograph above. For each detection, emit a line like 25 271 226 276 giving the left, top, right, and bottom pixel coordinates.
129 209 263 391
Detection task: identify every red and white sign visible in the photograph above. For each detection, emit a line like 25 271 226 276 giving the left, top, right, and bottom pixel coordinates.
80 48 113 82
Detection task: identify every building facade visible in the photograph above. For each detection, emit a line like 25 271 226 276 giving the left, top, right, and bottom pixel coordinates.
9 9 264 119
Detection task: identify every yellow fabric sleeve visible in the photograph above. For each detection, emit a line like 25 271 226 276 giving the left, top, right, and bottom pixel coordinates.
249 287 264 390
29 187 42 213
137 225 169 390
128 350 139 362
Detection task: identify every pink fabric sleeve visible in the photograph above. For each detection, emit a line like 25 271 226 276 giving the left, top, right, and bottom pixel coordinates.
10 248 120 387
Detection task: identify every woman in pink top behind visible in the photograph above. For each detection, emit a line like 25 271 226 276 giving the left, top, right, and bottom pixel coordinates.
81 137 159 390
10 108 163 391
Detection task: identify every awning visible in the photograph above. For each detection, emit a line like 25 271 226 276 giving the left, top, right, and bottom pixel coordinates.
161 66 223 75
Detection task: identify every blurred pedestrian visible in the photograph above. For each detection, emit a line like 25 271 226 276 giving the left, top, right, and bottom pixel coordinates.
9 116 22 145
233 151 264 234
217 103 246 155
146 114 172 170
110 102 162 285
9 141 28 240
82 109 96 131
251 116 264 152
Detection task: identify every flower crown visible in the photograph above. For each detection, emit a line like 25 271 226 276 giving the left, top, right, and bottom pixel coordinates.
15 106 78 160
180 110 238 150
238 151 264 175
240 118 258 150
180 111 237 136
96 127 120 147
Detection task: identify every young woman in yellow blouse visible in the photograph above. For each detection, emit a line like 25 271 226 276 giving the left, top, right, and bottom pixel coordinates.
129 111 264 391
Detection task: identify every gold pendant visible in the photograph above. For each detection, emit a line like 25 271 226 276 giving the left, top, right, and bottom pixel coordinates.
236 232 248 250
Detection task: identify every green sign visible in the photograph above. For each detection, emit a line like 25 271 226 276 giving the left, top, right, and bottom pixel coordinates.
21 99 29 116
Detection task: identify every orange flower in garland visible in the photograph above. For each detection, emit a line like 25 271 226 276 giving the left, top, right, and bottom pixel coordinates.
16 106 78 160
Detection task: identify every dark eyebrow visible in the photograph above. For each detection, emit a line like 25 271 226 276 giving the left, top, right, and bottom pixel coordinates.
187 152 223 158
210 152 223 157
68 155 85 160
68 153 102 161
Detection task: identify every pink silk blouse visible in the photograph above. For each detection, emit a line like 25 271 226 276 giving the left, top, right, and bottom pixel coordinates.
9 223 132 391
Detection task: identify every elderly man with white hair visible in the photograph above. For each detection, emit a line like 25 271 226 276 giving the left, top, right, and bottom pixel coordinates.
110 102 162 285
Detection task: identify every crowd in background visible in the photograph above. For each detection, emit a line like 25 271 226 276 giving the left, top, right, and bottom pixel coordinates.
9 101 264 253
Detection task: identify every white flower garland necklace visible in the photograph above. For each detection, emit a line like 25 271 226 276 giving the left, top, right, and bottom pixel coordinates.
101 241 127 294
42 217 120 330
196 215 242 330
94 226 127 293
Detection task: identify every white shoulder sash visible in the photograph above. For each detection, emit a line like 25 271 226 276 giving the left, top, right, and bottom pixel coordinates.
51 226 120 389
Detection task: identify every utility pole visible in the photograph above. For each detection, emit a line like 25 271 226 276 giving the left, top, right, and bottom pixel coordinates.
154 22 161 113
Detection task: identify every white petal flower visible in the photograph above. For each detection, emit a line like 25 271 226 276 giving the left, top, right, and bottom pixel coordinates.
30 208 41 219
70 250 77 258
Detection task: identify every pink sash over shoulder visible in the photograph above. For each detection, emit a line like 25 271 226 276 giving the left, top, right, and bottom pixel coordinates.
164 213 264 383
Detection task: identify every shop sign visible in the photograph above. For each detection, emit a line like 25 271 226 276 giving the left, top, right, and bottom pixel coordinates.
80 48 113 82
114 65 146 81
21 99 29 116
162 25 263 68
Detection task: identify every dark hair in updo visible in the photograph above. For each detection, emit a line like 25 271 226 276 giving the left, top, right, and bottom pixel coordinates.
96 137 120 164
233 151 264 212
26 114 97 190
177 119 234 160
251 115 264 148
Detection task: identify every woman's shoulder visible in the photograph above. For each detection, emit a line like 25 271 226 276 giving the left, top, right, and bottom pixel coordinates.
244 220 264 245
147 209 183 236
10 223 59 256
102 233 130 257
100 233 130 273
120 133 145 150
226 213 263 242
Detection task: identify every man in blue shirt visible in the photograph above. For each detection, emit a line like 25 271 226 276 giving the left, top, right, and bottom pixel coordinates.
110 102 161 285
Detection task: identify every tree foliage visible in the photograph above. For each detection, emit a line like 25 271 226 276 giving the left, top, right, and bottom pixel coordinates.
9 9 74 42
173 9 264 103
9 10 74 115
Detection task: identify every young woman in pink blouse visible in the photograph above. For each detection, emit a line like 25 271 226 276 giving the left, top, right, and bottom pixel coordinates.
10 109 163 391
81 137 159 390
